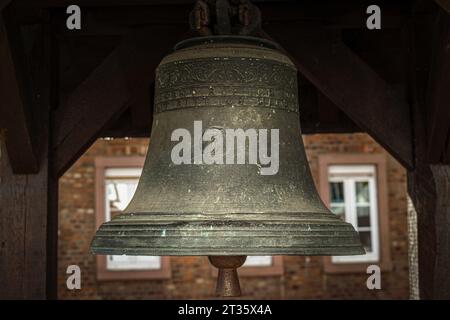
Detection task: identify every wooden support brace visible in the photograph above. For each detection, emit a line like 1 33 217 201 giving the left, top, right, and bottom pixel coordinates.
266 25 413 169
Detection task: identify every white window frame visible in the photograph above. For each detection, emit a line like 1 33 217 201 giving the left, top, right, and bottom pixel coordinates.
328 165 380 264
104 167 161 271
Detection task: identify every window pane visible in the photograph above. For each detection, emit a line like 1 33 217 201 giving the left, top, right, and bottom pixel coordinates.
244 256 272 267
104 173 161 271
359 231 372 252
106 180 138 219
330 205 345 220
355 181 370 204
328 165 379 264
356 206 371 227
107 255 161 271
329 182 344 203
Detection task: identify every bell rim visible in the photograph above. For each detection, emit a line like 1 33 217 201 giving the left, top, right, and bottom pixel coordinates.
91 249 366 257
90 212 366 257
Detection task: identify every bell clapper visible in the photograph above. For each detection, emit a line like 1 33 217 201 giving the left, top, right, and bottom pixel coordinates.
208 256 247 297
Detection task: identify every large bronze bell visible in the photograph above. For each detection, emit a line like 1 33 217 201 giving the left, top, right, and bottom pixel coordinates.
91 36 364 296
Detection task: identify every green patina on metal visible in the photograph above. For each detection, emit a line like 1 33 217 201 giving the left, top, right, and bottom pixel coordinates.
90 36 364 257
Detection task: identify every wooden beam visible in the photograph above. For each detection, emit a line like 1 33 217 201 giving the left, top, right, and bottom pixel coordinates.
0 14 39 173
53 25 186 177
430 166 450 298
130 83 153 130
266 24 413 169
15 0 194 7
317 91 341 125
426 9 450 163
0 0 12 10
58 36 121 101
435 0 450 13
0 134 48 299
52 2 407 30
445 136 450 163
407 10 450 299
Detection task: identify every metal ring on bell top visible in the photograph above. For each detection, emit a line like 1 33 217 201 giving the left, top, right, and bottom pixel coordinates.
174 35 283 51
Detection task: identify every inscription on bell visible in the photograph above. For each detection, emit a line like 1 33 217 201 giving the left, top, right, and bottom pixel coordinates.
155 57 298 114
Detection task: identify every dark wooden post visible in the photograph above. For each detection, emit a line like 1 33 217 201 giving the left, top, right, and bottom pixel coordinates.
0 136 55 299
408 6 450 299
0 7 56 298
408 165 450 299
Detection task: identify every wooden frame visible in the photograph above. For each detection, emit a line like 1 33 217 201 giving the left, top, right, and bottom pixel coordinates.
94 156 171 281
318 154 392 274
1 0 450 300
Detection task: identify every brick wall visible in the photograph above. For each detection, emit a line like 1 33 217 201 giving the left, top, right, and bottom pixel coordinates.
58 133 409 299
